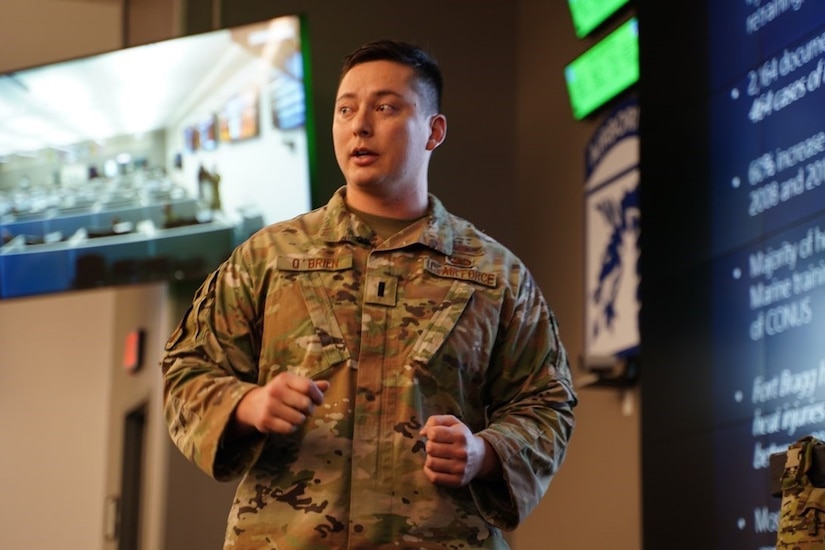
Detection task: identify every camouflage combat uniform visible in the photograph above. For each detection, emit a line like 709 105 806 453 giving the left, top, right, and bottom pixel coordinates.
776 436 825 548
161 187 577 549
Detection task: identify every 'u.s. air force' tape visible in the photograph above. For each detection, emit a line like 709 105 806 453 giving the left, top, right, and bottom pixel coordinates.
424 258 497 288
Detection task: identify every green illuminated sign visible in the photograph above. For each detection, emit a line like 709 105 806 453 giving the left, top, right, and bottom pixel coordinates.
564 17 639 121
568 0 631 38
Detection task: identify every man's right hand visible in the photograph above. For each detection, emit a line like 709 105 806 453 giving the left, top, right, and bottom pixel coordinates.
230 372 330 438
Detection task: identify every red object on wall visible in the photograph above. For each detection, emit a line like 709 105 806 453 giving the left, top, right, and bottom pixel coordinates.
122 329 145 374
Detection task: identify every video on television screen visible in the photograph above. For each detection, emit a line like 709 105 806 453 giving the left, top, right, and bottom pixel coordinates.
0 15 314 300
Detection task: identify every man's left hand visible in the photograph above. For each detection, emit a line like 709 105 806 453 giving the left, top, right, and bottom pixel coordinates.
419 414 500 487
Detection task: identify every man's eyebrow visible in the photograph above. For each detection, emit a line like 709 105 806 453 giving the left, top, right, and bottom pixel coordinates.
335 89 405 103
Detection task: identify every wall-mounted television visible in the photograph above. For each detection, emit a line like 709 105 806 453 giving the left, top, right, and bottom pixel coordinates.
567 0 631 38
0 15 314 300
564 16 639 120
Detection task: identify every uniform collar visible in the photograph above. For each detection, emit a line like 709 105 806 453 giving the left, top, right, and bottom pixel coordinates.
318 186 454 256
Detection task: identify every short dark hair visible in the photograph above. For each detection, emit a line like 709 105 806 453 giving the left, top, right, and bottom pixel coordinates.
340 39 443 113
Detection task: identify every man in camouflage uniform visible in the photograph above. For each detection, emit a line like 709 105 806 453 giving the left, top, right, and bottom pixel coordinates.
161 39 578 549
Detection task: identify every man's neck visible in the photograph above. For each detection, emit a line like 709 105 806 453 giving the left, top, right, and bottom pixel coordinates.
348 206 424 241
344 184 428 220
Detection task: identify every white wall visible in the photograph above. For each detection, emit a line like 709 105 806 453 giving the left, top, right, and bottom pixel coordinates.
0 13 123 548
0 288 115 549
102 283 171 550
0 4 284 549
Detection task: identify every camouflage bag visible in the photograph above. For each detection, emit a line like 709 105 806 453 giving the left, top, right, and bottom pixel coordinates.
776 435 825 548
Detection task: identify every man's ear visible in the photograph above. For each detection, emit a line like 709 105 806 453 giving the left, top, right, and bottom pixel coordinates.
426 114 447 151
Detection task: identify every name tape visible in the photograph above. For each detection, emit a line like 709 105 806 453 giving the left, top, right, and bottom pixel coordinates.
277 255 353 272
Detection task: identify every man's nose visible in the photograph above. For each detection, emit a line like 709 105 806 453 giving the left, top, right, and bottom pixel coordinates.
352 110 372 136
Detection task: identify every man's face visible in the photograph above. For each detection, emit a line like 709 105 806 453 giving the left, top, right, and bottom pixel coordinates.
333 60 441 194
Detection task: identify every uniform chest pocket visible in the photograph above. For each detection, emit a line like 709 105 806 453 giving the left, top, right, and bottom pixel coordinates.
408 280 475 366
297 271 351 370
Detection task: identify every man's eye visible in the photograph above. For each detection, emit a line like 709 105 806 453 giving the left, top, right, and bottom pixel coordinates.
377 104 395 113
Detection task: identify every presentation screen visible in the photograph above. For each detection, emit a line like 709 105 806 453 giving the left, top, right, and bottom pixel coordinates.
640 2 825 548
0 15 314 300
